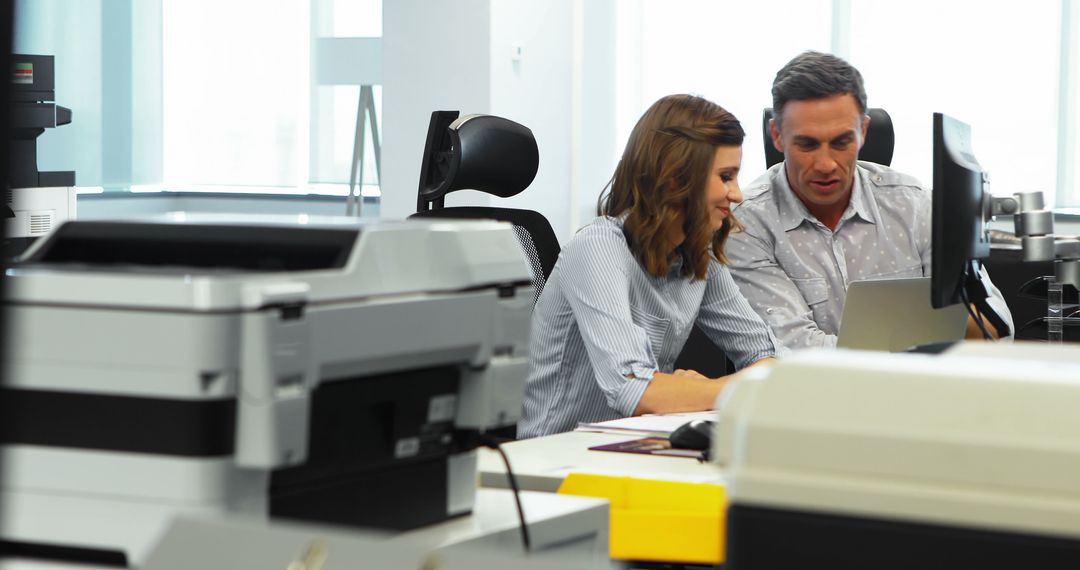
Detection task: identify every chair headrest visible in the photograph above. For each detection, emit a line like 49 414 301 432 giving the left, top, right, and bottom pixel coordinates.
416 112 539 210
762 107 895 168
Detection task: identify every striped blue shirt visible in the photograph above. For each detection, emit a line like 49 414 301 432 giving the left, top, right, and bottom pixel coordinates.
518 216 780 439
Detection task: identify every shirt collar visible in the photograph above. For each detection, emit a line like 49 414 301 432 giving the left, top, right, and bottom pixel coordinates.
847 167 878 225
773 163 878 231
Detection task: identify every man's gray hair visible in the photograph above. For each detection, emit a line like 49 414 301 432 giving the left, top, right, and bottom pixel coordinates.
772 51 867 128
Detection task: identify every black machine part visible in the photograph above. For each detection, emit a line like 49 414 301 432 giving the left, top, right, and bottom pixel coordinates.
19 221 357 272
726 503 1080 570
8 54 75 188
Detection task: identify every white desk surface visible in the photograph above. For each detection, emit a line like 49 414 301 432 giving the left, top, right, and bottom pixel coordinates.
394 488 612 566
1 490 610 570
478 430 725 492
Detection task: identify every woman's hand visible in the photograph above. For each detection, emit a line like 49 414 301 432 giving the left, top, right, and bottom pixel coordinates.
632 369 730 415
631 358 777 416
671 368 711 381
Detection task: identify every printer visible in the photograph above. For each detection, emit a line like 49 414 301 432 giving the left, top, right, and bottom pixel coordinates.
5 54 77 256
0 215 532 566
713 343 1080 569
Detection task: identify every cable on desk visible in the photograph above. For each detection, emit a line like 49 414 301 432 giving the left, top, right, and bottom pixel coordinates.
476 434 531 554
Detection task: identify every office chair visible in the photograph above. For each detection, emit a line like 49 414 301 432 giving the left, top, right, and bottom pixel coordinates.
412 111 560 305
762 107 895 168
412 112 557 442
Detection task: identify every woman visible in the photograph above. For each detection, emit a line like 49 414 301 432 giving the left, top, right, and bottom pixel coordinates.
518 94 780 439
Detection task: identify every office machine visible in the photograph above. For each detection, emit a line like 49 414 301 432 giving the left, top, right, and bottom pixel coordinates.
0 216 533 566
5 54 77 255
714 344 1080 569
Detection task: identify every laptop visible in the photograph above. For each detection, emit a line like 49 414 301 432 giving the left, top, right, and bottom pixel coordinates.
836 277 968 352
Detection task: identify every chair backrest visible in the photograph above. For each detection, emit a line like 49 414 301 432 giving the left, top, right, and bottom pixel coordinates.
762 107 895 168
411 111 559 304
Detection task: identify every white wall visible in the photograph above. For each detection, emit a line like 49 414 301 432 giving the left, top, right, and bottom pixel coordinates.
381 0 492 220
577 0 618 230
381 0 619 241
488 0 574 239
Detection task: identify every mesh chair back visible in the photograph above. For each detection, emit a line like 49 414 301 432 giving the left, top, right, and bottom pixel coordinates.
410 206 560 305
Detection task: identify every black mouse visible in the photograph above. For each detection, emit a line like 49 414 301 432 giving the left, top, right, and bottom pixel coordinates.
668 419 716 450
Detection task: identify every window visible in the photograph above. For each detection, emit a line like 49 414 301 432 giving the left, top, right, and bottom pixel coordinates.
619 0 1079 208
623 0 832 182
850 0 1060 203
162 0 309 189
1065 0 1079 209
161 0 382 196
310 0 383 197
331 0 381 37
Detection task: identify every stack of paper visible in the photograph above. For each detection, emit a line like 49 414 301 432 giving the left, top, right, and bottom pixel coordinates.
576 410 718 436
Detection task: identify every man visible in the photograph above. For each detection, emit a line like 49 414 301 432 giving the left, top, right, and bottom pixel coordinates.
727 51 1012 349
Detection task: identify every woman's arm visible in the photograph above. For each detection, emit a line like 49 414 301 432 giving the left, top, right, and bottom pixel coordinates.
631 358 774 415
696 262 784 366
632 370 729 415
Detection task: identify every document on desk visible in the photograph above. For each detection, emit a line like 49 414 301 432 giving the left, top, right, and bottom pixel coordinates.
576 410 719 436
588 437 705 459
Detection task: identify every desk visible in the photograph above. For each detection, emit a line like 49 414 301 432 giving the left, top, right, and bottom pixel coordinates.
0 490 611 570
394 489 611 566
478 431 724 493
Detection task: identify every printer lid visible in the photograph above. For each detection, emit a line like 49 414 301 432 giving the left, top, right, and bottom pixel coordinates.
715 344 1080 540
20 218 358 273
5 216 532 311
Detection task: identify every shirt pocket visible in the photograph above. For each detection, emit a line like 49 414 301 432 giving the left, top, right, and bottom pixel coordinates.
860 263 923 281
629 304 670 361
791 277 829 307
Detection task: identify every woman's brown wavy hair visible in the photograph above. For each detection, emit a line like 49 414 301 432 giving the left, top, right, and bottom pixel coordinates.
598 94 745 280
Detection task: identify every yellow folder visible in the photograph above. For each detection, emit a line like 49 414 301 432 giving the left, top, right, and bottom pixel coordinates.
557 473 726 565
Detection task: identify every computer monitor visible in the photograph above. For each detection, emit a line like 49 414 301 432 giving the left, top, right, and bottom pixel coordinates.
930 112 991 309
930 112 1011 337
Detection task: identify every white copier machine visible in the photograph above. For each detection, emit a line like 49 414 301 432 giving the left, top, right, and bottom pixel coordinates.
714 343 1080 569
0 216 533 566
